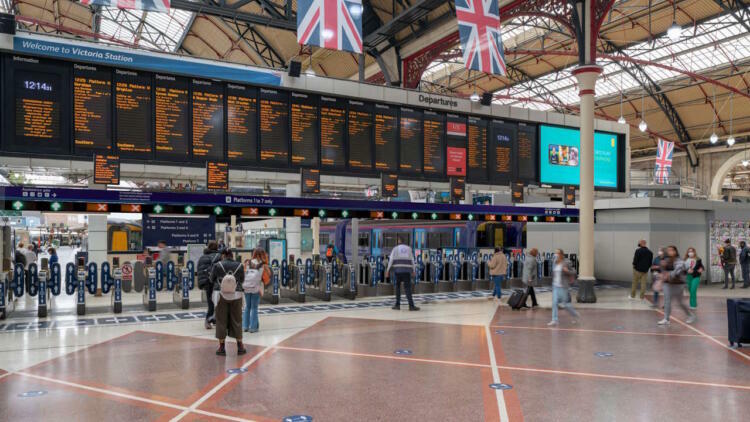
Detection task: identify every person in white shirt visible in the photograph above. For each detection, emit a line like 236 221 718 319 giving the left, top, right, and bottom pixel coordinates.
386 244 420 311
548 249 580 326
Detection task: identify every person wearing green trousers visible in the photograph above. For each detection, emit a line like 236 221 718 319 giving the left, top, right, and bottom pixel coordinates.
684 247 704 310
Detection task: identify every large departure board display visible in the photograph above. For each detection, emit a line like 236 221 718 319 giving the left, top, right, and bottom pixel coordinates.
154 74 189 159
467 117 488 181
259 88 289 165
6 56 70 154
374 104 398 172
348 100 373 171
517 123 538 183
73 64 111 154
290 92 318 166
399 108 422 173
320 96 346 169
490 121 515 184
115 69 152 157
422 110 444 175
227 84 257 164
446 114 467 177
191 79 224 161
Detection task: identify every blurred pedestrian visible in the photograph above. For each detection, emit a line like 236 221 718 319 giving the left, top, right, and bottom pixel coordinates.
739 240 750 289
521 248 539 308
684 247 703 310
198 241 221 329
650 248 664 309
548 249 580 326
488 247 508 302
657 246 696 325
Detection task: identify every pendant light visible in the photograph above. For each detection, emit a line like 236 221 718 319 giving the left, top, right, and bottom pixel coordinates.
638 93 647 132
617 72 626 124
470 92 480 102
710 86 718 144
667 3 682 41
727 92 735 146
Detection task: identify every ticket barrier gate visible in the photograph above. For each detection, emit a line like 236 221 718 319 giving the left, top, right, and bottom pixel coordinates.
476 254 491 290
0 271 10 320
101 262 123 314
15 262 62 318
307 259 331 302
64 262 97 315
281 259 305 302
437 255 458 292
360 256 391 297
416 254 440 294
172 261 195 309
335 263 357 300
455 253 475 291
262 261 281 305
142 262 161 312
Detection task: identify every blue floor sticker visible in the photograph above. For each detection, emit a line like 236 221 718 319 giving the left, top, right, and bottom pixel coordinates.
594 352 614 358
283 416 312 422
226 368 248 374
18 390 47 398
394 349 413 356
489 383 513 390
494 329 506 335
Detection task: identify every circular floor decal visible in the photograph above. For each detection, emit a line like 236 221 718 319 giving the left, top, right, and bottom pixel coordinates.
489 383 513 390
394 349 413 355
226 368 248 374
283 415 312 422
18 390 47 398
495 329 506 335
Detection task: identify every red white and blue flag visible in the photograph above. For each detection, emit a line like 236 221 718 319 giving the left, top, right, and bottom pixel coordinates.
297 0 363 54
456 0 506 76
80 0 169 12
654 139 674 184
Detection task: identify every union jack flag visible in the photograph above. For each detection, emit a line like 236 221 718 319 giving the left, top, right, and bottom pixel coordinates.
654 139 674 184
297 0 363 54
456 0 506 76
79 0 169 12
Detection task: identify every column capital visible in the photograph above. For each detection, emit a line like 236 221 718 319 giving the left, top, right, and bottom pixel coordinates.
572 64 603 96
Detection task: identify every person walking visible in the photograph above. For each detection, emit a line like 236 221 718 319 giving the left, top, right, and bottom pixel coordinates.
548 249 580 326
47 248 59 267
630 240 653 300
684 247 703 310
197 241 221 329
210 249 247 356
487 247 508 302
386 243 420 311
242 248 266 333
720 239 737 289
521 248 540 308
739 240 750 289
657 246 696 325
650 248 664 309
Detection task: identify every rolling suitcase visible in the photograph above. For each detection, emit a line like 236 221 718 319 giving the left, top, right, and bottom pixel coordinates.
507 289 527 310
727 298 750 347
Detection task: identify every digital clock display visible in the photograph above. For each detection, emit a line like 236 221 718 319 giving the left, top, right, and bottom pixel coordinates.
24 80 54 91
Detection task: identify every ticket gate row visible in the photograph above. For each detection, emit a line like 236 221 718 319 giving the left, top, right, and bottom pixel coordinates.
266 258 358 304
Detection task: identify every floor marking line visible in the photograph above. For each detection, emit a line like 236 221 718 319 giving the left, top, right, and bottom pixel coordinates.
171 347 273 422
485 325 510 422
0 372 11 381
274 345 491 368
489 324 703 337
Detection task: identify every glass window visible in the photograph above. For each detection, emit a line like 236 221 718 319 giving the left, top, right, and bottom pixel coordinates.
358 233 370 247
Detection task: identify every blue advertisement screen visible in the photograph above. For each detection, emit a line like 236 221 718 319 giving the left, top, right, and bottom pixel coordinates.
539 125 619 188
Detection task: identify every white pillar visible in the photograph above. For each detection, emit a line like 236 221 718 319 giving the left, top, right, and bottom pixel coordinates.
285 183 302 262
88 214 108 295
311 217 321 258
572 64 602 302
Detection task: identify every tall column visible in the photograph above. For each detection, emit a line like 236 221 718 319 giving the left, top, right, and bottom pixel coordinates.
311 217 321 258
572 65 602 303
88 214 108 296
350 218 359 283
285 183 302 262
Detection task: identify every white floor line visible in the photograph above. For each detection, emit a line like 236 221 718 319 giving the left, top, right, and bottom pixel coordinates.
0 372 11 380
171 345 273 422
485 325 510 422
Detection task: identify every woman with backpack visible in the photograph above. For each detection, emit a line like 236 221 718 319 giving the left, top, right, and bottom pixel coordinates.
548 249 580 326
210 249 247 356
242 248 267 333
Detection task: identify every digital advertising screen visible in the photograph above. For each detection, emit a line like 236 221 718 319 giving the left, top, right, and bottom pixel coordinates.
446 114 467 177
539 124 620 189
227 84 258 164
115 69 152 157
154 74 189 159
73 64 111 154
348 100 373 171
191 79 224 161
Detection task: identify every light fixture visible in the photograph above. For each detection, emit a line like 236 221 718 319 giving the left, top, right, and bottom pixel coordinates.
709 85 718 144
710 133 718 144
667 3 681 41
305 67 316 77
727 92 735 148
470 92 480 102
639 120 647 132
727 136 736 146
617 78 626 125
638 92 647 132
742 160 749 168
618 115 626 125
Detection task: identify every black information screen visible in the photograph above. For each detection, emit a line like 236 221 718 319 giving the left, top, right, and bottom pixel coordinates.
8 57 69 154
422 110 444 176
73 64 111 154
301 168 321 194
467 118 488 182
517 123 537 182
374 104 398 172
115 69 152 157
259 88 289 165
381 173 398 198
290 92 318 166
319 96 346 169
93 154 120 185
191 79 224 161
490 121 516 184
348 100 373 171
399 108 422 173
227 84 257 163
154 74 189 159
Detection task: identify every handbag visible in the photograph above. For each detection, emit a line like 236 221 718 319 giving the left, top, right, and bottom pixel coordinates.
261 264 271 286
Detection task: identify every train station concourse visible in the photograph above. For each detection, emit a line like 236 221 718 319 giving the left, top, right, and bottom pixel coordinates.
1 0 750 421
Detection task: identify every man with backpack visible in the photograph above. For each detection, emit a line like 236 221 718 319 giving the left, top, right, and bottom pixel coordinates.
210 249 247 356
721 238 737 289
197 241 221 329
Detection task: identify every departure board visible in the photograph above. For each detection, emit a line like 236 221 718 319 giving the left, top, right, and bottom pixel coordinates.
301 168 321 194
290 92 318 166
446 114 467 176
490 121 515 184
319 96 346 169
154 74 189 159
73 64 111 154
374 104 398 171
348 100 373 171
467 118 488 181
8 56 69 154
115 69 152 157
517 124 537 182
206 161 229 191
259 88 289 165
227 84 257 163
93 154 120 185
192 79 224 161
399 108 422 173
422 110 444 175
381 173 398 198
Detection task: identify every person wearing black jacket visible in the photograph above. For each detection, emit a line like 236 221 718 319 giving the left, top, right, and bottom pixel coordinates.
197 241 221 329
739 241 750 289
210 249 246 356
631 240 654 300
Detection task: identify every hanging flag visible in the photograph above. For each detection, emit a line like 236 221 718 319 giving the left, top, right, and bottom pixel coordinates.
654 139 674 184
297 0 364 54
79 0 170 12
456 0 506 76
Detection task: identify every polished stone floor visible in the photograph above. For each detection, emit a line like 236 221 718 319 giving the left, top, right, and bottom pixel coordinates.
1 287 749 421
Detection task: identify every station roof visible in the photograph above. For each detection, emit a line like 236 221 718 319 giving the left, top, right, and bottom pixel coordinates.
3 0 749 157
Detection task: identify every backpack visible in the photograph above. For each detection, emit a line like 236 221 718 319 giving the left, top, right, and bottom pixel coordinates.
218 262 241 298
243 261 262 293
